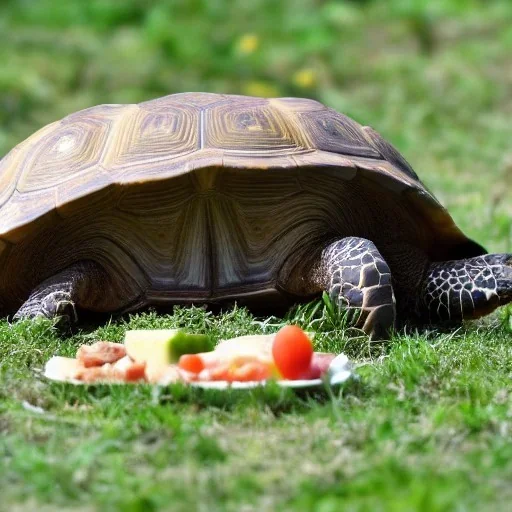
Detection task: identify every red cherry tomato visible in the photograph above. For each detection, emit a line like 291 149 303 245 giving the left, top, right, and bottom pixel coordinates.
178 354 205 374
272 325 314 380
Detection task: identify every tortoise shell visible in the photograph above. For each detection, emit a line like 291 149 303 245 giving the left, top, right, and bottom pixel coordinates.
0 93 484 313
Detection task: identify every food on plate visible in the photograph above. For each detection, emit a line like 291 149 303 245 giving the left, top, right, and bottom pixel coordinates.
214 334 275 359
73 365 117 383
121 360 147 382
195 334 275 372
198 356 276 382
178 354 205 374
125 329 213 363
124 329 214 381
272 325 314 379
72 356 146 383
44 325 340 386
45 356 83 381
76 341 126 367
300 352 336 379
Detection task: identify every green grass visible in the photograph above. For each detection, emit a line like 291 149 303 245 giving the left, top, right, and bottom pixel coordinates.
1 0 512 510
1 310 512 511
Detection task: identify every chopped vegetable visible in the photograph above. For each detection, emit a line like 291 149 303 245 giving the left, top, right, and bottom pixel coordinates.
124 328 213 381
272 325 314 380
204 363 230 381
214 334 275 359
74 364 121 383
178 354 205 374
124 362 147 382
230 360 273 382
200 356 274 382
73 357 147 383
76 341 126 367
112 355 134 373
125 329 213 362
299 353 336 379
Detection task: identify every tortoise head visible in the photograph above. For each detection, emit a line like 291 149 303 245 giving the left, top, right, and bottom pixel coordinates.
493 254 512 305
423 253 512 323
456 254 512 318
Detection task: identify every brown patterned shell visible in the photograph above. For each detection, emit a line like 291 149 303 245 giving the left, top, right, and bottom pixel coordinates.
0 93 484 311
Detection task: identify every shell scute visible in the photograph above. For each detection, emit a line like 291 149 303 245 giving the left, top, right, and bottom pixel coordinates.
361 126 419 181
140 92 228 110
270 96 326 113
204 100 309 155
62 103 127 123
0 148 23 210
299 108 380 159
104 104 199 174
0 121 60 208
16 108 121 193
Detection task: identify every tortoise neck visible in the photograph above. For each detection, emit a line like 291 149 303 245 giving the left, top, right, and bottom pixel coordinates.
420 254 512 323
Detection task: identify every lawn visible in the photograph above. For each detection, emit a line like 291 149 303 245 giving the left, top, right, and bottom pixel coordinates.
1 1 512 510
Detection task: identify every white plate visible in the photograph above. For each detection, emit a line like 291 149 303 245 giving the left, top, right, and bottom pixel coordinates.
43 354 352 389
188 354 352 389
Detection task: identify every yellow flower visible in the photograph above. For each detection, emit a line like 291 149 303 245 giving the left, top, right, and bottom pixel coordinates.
293 68 317 89
243 81 280 98
237 34 259 55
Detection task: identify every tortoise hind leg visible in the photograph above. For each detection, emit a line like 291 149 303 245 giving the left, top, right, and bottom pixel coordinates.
314 237 396 340
14 260 116 324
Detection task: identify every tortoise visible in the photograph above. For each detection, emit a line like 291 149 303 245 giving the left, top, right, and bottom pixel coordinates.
0 92 510 339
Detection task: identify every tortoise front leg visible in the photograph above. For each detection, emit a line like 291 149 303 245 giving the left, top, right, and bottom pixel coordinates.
14 261 110 324
315 237 396 339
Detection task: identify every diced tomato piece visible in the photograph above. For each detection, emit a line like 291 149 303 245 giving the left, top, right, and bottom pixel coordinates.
272 325 314 380
230 361 272 382
178 354 205 374
202 356 274 382
124 362 147 382
208 363 231 381
76 342 126 368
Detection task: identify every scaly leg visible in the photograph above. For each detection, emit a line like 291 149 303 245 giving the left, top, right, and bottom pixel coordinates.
315 237 396 339
14 261 110 324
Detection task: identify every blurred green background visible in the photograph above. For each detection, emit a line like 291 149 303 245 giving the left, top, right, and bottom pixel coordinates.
1 4 512 509
1 0 511 250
